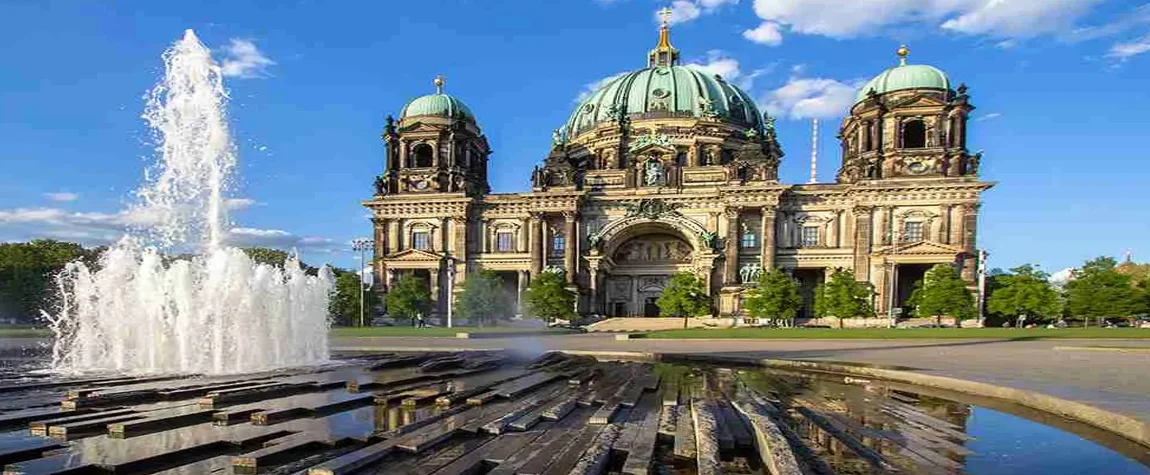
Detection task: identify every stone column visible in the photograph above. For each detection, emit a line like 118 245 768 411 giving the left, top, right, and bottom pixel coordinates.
428 268 441 315
373 218 387 290
588 263 600 315
399 139 409 168
960 203 980 281
827 212 840 248
760 207 776 270
852 206 873 279
529 213 543 277
517 270 528 314
723 207 740 286
949 205 964 245
938 204 951 244
563 212 577 284
776 211 789 248
387 220 400 254
440 218 450 254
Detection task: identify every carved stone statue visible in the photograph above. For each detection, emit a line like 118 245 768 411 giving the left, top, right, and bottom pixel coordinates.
740 262 763 284
373 175 387 196
644 159 665 186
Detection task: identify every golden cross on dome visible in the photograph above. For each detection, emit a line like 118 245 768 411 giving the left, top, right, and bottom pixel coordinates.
658 6 673 27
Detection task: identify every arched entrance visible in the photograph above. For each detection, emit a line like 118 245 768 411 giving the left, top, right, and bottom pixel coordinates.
595 220 703 317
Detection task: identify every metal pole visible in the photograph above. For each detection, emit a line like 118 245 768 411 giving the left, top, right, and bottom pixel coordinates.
351 238 373 328
977 249 988 327
446 264 454 328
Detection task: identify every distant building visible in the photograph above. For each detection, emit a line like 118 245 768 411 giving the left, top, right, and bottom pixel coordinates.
364 18 992 319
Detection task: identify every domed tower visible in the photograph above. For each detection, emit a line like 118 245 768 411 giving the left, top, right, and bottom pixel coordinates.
532 12 783 192
837 46 978 183
376 76 491 196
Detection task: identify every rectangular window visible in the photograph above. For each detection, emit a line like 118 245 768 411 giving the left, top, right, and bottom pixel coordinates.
552 234 565 254
903 221 925 242
800 226 819 247
412 231 431 251
741 231 757 249
496 232 514 252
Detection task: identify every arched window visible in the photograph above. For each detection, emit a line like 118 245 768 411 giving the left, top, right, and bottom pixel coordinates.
675 150 687 167
741 230 757 248
902 120 926 149
862 123 873 151
552 233 566 255
412 143 434 168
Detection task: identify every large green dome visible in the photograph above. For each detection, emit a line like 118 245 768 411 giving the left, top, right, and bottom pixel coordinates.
565 65 765 139
855 49 951 104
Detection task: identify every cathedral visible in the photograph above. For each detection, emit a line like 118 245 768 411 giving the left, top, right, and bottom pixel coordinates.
364 17 992 320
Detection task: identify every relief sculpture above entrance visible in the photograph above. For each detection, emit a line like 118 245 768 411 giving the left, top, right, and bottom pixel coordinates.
613 235 692 263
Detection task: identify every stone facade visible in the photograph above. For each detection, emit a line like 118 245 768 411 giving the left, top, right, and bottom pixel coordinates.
364 26 993 319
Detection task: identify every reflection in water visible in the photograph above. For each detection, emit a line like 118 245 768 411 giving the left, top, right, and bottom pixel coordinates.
965 407 1150 475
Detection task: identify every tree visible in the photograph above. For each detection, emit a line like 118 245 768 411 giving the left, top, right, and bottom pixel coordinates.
743 269 803 326
986 264 1061 324
657 271 712 328
386 275 431 324
1065 257 1139 326
241 247 318 274
523 270 575 325
329 270 380 327
457 269 514 327
813 269 874 328
0 240 100 324
907 264 976 323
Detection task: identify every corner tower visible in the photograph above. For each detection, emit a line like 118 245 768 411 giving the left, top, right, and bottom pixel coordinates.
375 76 491 197
837 46 978 183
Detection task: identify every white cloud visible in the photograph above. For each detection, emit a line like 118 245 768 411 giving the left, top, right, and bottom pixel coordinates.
44 192 79 202
1106 33 1150 61
225 198 260 210
685 50 768 90
0 206 337 253
219 39 275 79
762 76 864 119
973 112 1002 122
575 72 628 103
664 0 701 26
750 0 1105 42
743 21 783 46
1049 267 1075 288
656 0 738 26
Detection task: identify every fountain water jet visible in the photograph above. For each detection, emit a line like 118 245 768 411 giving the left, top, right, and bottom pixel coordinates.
42 30 333 375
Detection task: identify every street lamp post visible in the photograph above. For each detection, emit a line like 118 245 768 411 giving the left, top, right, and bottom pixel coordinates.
351 238 372 328
888 231 903 328
445 262 455 328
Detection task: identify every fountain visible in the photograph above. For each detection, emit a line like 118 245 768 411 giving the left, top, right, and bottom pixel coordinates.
41 30 333 376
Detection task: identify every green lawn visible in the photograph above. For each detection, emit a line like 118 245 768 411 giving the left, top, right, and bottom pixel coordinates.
330 326 580 338
640 327 1150 340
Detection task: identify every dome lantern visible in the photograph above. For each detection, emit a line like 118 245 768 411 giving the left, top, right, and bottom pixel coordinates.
648 7 680 68
398 75 476 122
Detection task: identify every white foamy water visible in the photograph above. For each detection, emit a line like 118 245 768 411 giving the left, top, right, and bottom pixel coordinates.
42 30 333 375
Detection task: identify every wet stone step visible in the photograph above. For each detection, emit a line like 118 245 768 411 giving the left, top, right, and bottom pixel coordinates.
252 393 375 425
426 430 544 475
0 437 65 467
107 407 219 438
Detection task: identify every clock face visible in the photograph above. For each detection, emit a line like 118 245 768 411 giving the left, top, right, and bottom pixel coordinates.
907 161 928 174
414 181 429 190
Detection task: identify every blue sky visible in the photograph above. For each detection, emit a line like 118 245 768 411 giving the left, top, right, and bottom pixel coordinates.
1 0 1148 273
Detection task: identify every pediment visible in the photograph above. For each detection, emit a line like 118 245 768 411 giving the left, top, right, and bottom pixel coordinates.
398 121 445 133
630 142 677 155
386 248 443 261
879 241 966 256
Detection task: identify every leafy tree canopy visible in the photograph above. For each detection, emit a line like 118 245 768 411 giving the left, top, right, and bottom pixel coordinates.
329 271 380 327
813 269 874 320
1065 257 1140 320
657 271 711 318
523 270 575 324
986 264 1061 320
386 275 431 322
743 269 802 324
907 264 976 320
456 269 514 327
0 240 102 323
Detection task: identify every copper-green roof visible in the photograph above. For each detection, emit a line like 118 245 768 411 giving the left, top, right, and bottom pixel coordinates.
399 93 475 121
855 63 951 104
564 65 765 139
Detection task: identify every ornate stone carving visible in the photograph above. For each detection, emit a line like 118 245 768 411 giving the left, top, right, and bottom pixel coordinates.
643 159 665 186
628 132 672 152
622 199 682 219
614 236 692 263
739 262 763 284
698 230 720 251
